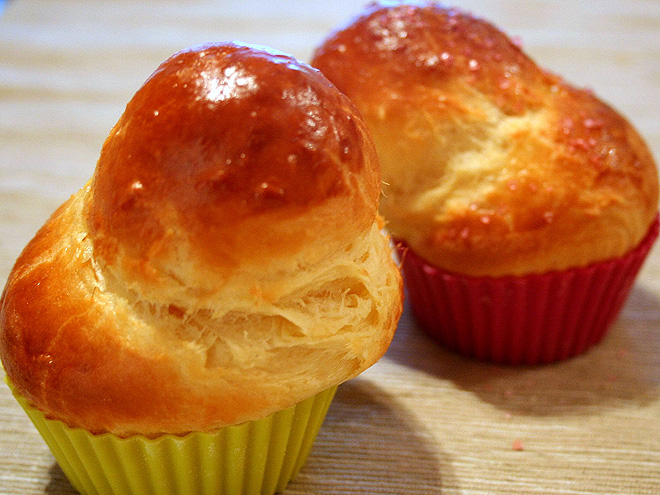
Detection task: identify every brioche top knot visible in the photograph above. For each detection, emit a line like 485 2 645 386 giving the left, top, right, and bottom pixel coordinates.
89 42 381 290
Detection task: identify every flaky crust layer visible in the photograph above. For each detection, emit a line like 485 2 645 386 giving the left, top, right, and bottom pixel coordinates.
0 43 403 437
312 1 659 276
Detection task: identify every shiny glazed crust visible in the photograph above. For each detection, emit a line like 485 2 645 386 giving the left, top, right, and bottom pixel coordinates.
312 1 659 276
0 43 403 437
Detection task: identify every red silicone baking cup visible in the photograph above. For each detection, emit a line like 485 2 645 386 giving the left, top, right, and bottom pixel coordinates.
396 215 659 365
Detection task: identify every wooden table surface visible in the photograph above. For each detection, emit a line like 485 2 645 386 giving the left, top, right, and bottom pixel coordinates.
1 1 659 494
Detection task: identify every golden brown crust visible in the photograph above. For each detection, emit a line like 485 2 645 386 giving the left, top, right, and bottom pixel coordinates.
0 43 403 436
90 42 381 289
312 2 659 276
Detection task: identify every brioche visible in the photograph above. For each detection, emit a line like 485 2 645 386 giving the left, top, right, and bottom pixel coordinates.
312 2 659 277
0 42 403 437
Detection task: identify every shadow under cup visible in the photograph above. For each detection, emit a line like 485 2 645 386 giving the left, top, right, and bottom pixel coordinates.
395 215 660 365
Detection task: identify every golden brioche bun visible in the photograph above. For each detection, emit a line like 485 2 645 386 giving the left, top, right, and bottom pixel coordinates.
0 42 403 437
312 2 659 277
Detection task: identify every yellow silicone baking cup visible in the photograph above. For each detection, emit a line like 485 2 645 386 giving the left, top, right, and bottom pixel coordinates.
7 378 337 495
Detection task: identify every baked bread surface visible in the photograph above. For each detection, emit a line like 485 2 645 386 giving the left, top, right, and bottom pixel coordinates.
0 42 403 437
312 1 659 276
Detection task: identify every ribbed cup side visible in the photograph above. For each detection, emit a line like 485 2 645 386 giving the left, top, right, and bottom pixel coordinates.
396 215 659 365
9 380 337 495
